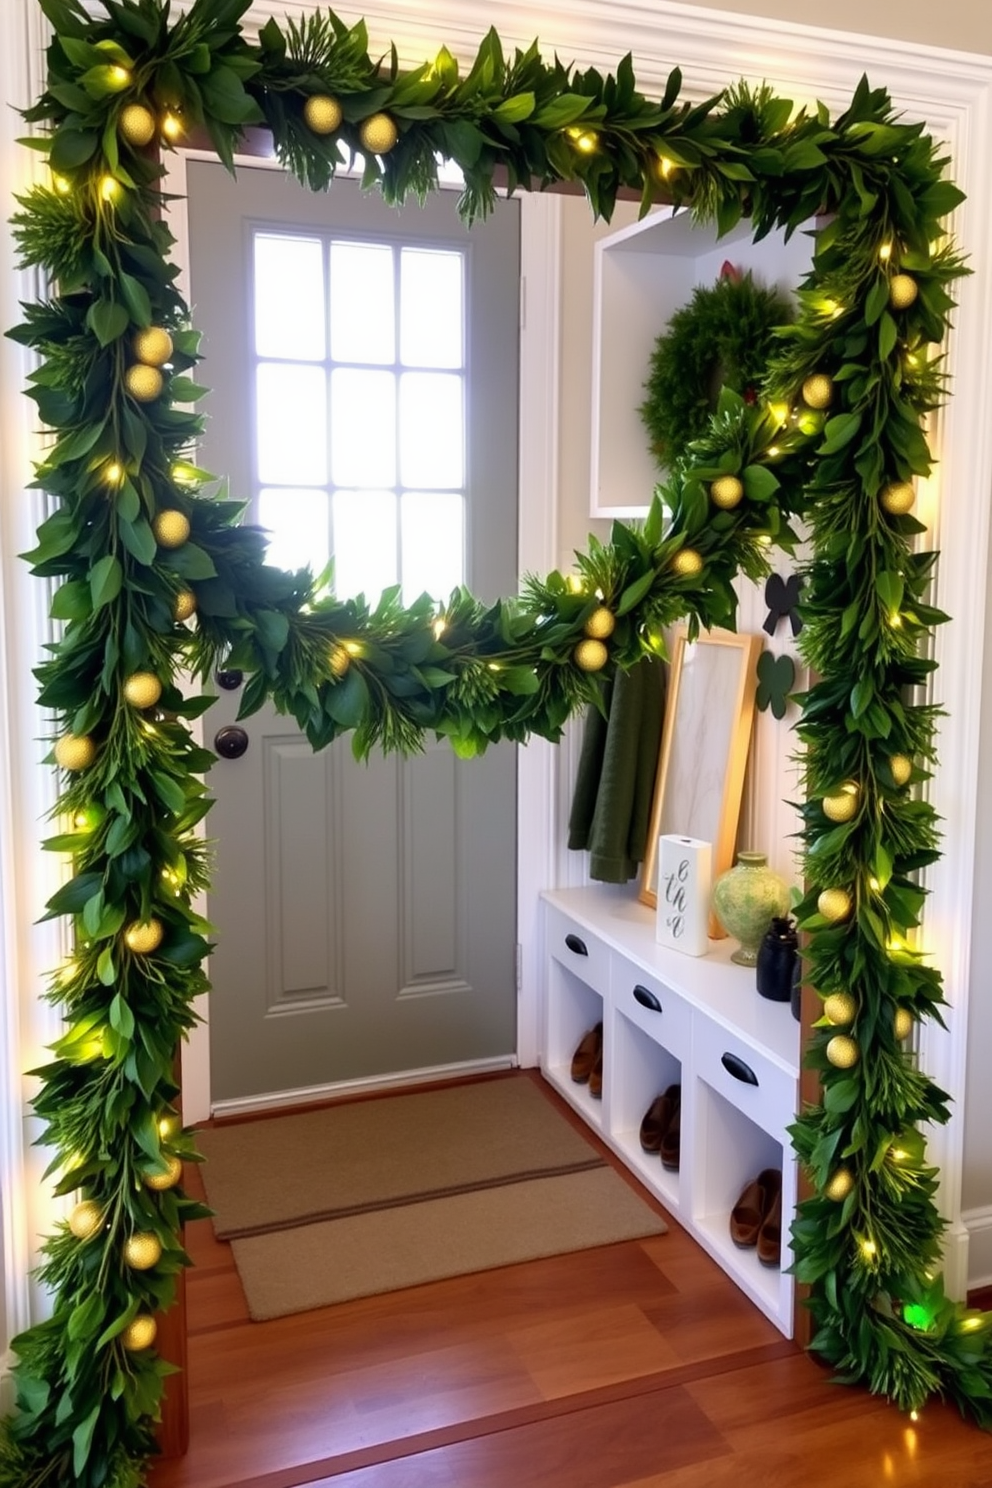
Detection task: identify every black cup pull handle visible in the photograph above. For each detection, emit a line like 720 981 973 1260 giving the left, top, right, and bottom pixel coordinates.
564 933 588 956
632 984 662 1013
214 725 250 760
721 1051 759 1086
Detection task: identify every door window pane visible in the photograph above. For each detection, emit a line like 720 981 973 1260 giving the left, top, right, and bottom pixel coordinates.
257 363 327 485
401 249 463 368
333 490 397 600
254 234 325 361
402 492 464 601
330 242 395 364
258 488 330 575
331 368 396 487
400 372 463 489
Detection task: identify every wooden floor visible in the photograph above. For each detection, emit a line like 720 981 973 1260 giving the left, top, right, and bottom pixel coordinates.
150 1072 992 1487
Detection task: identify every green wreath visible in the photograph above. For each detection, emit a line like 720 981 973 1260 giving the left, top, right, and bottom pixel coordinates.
639 269 794 468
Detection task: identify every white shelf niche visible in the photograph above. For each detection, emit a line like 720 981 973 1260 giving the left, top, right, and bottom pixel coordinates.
590 207 815 519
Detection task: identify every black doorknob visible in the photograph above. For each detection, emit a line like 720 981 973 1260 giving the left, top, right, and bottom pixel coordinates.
214 725 249 759
215 668 244 691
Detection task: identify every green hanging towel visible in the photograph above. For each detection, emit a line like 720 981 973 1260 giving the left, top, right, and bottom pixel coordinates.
567 657 666 883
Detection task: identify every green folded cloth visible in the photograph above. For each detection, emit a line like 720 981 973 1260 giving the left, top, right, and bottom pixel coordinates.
567 657 665 883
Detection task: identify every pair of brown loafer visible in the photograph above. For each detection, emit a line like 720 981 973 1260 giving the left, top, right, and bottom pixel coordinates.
729 1167 782 1266
570 1022 603 1098
638 1085 681 1170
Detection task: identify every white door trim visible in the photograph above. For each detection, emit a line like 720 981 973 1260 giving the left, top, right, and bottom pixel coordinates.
4 0 992 1363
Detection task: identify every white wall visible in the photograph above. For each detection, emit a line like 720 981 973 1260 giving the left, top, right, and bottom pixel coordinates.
670 0 992 55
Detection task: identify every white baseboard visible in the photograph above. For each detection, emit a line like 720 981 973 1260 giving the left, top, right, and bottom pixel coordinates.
210 1055 518 1119
962 1206 992 1291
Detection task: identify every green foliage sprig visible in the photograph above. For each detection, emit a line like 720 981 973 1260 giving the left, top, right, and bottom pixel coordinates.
0 1 985 1483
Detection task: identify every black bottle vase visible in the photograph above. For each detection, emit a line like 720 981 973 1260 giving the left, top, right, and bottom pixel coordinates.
755 917 798 1005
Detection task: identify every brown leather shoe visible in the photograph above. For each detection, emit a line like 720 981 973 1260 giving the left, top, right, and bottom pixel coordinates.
570 1022 603 1084
757 1171 783 1267
730 1173 767 1247
639 1086 679 1153
589 1046 604 1099
660 1100 681 1171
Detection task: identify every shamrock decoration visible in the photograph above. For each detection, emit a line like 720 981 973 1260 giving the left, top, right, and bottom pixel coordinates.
763 572 803 636
756 650 796 720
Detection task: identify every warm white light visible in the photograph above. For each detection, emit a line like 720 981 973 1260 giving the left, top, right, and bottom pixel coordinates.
860 1238 877 1258
52 173 71 195
888 611 903 629
108 66 130 88
100 175 120 203
657 155 674 178
104 460 124 486
890 1147 908 1162
432 617 447 639
566 575 584 594
879 242 893 262
869 876 880 891
757 535 772 547
161 112 183 141
768 402 790 427
909 1410 919 1422
344 640 364 658
767 445 780 458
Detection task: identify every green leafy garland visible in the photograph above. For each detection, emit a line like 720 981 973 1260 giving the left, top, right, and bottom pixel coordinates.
0 0 986 1481
640 267 794 467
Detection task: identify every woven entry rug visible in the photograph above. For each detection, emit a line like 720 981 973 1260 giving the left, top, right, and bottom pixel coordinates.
198 1076 667 1319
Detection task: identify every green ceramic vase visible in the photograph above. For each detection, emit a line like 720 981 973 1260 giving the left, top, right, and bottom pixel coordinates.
712 851 790 967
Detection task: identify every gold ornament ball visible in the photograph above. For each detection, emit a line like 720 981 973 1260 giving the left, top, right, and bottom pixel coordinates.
574 638 609 672
124 363 164 403
359 112 398 154
818 887 852 923
825 1167 855 1202
583 606 616 640
118 104 157 148
303 94 343 135
671 548 704 578
122 1314 158 1351
123 671 162 709
153 509 191 549
880 481 915 516
802 373 834 410
826 1033 859 1069
328 645 351 679
889 754 913 787
69 1200 104 1241
133 326 174 367
173 588 197 622
889 273 919 310
894 1007 914 1041
822 784 859 823
123 1232 163 1271
144 1155 183 1191
125 918 164 955
55 733 97 771
823 991 857 1026
710 475 744 510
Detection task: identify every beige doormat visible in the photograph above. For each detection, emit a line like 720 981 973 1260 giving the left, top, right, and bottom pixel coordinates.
198 1076 609 1239
231 1165 667 1320
199 1076 666 1319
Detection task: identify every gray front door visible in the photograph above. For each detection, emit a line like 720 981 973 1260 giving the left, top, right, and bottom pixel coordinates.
186 162 520 1104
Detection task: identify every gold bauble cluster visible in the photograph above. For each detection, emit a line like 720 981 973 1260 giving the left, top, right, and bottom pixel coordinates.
823 991 857 1025
152 510 191 548
880 481 915 515
671 548 703 577
55 733 97 771
826 1033 859 1069
889 754 913 787
124 364 163 403
123 671 162 709
888 273 919 310
802 373 834 410
133 326 174 367
710 475 744 510
69 1200 104 1241
818 887 852 923
124 918 164 955
825 1167 855 1202
574 638 608 672
583 606 616 641
144 1155 183 1191
122 1314 158 1351
118 104 157 147
359 112 398 154
173 589 197 622
303 94 343 135
123 1232 162 1271
822 783 859 823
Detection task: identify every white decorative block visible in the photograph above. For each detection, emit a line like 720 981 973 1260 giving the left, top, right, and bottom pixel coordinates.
656 835 712 956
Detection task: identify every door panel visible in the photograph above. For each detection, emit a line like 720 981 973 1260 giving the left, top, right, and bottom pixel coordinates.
187 162 520 1103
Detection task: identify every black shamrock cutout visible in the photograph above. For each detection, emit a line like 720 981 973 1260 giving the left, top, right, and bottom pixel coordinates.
756 651 796 721
763 572 803 637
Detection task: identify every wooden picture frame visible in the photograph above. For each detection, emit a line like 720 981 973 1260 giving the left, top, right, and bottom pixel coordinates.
639 628 762 911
